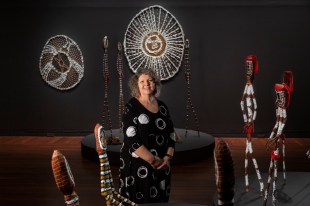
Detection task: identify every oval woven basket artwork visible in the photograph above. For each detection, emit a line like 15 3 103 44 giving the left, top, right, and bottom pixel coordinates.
124 5 185 80
39 35 84 90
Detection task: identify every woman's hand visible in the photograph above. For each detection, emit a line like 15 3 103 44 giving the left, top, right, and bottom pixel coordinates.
156 156 170 170
150 156 163 169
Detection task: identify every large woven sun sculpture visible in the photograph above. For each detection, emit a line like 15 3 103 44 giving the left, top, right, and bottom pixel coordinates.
124 5 185 80
39 35 84 90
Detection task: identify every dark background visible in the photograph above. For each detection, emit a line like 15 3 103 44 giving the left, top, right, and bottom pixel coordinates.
1 0 309 137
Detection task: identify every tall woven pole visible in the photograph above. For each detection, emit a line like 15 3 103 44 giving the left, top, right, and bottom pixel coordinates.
184 38 200 137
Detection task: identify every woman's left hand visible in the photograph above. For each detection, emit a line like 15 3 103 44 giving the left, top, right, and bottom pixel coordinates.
156 156 170 170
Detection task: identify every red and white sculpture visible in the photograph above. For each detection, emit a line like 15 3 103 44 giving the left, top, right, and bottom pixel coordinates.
264 71 293 206
240 55 263 194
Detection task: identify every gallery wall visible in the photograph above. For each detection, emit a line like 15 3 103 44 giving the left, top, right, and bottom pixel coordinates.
1 0 310 137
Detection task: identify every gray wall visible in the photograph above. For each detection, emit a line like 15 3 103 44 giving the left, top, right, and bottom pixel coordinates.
1 0 310 137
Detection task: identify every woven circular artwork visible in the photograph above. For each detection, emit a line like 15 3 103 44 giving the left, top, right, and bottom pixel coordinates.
39 35 84 90
124 5 185 80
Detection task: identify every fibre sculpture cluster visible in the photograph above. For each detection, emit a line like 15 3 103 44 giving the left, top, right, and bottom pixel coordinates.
94 123 138 206
51 150 80 206
183 38 200 137
214 139 235 206
239 55 264 195
264 71 293 206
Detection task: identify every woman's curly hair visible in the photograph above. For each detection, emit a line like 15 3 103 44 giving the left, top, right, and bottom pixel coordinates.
128 68 161 98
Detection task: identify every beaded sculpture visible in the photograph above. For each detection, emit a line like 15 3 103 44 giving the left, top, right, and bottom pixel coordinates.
102 36 112 137
94 123 138 206
39 35 84 90
117 42 125 133
214 138 235 206
183 38 200 137
124 5 185 80
51 150 80 206
240 55 263 194
264 71 293 206
101 36 120 145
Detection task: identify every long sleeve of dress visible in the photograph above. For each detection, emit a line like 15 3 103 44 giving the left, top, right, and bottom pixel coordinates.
122 100 143 153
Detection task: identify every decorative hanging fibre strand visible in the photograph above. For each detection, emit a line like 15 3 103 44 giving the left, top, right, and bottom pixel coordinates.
39 35 84 90
124 5 185 80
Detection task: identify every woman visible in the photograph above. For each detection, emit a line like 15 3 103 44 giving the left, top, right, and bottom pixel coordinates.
119 68 176 203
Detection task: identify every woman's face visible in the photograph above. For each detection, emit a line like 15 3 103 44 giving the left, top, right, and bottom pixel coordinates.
137 74 155 96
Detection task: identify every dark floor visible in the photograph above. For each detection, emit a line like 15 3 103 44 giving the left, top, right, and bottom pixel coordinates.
0 136 309 206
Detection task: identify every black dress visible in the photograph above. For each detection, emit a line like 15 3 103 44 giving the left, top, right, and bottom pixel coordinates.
119 97 176 204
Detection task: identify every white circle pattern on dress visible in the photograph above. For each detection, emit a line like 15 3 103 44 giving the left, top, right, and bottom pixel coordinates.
124 106 129 114
152 171 156 180
159 105 167 116
126 126 137 137
120 142 124 152
170 132 176 142
132 143 140 150
119 178 124 188
138 114 149 124
165 164 171 175
150 186 158 198
155 118 166 130
150 149 158 157
120 158 125 169
132 152 139 158
156 135 164 146
129 148 136 156
136 192 143 200
126 176 135 187
137 166 148 178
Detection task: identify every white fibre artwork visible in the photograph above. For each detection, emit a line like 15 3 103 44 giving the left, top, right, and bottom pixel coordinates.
124 5 185 80
39 35 84 90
